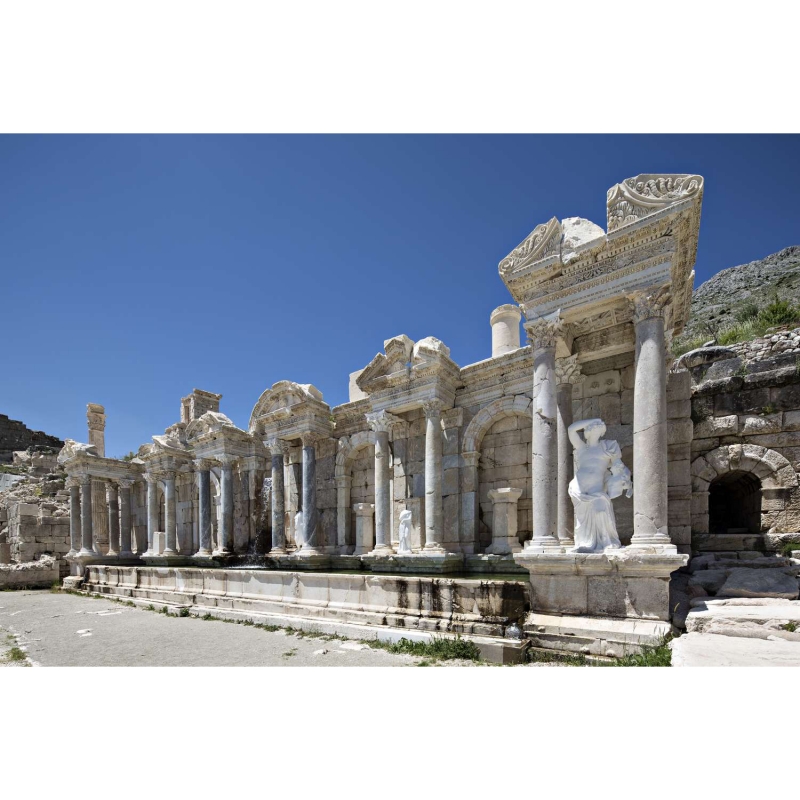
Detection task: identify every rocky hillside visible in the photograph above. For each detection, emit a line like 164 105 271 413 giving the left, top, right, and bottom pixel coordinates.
680 246 800 342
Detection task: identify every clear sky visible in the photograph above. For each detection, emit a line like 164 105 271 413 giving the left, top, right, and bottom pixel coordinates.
2 134 798 457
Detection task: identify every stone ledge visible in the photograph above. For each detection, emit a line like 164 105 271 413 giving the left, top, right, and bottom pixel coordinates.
361 552 465 574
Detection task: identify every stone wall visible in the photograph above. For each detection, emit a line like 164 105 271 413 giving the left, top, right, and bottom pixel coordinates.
727 327 800 362
688 347 800 552
0 414 63 463
4 501 70 567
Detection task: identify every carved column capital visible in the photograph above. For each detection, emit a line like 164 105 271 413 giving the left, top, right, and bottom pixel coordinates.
265 437 288 457
216 454 237 468
193 458 214 471
555 354 582 386
421 399 446 419
105 481 119 501
524 311 564 352
300 432 322 448
628 285 671 324
117 477 135 489
365 410 402 434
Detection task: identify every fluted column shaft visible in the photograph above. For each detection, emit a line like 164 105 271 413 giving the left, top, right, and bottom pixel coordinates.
216 459 234 555
196 465 212 556
163 472 178 555
423 402 444 551
269 442 286 554
68 482 81 557
146 475 159 554
106 482 120 556
79 477 95 556
300 436 319 552
118 481 133 557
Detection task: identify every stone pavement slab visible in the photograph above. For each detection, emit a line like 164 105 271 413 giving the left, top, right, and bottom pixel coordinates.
670 632 800 667
0 590 427 667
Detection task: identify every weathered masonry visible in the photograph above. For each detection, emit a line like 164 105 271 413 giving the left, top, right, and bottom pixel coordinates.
59 173 800 656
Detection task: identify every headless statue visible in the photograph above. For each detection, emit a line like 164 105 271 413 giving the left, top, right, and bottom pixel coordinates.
398 510 413 554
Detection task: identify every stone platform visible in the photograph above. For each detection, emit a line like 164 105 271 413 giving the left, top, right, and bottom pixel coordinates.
77 565 531 662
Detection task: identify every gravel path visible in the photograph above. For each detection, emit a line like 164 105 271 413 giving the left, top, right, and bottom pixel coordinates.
0 590 434 667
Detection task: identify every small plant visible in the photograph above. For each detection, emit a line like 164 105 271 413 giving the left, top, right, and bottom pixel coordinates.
758 296 799 328
671 334 708 358
281 648 298 659
780 541 800 557
599 635 674 667
369 634 482 662
781 621 798 633
761 403 776 415
160 606 169 615
146 604 155 611
734 362 748 378
201 612 214 621
5 646 27 663
178 607 190 618
527 648 587 666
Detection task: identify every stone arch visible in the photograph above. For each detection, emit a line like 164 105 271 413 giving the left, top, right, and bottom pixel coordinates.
691 444 798 541
462 395 532 455
334 431 375 478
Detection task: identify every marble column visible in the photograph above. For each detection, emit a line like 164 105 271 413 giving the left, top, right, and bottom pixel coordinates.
79 475 96 556
630 287 675 551
555 355 581 548
146 473 159 555
300 434 320 553
118 479 134 557
215 456 235 556
106 482 120 557
524 313 564 553
423 400 445 551
162 470 178 556
366 410 400 554
267 440 286 555
195 460 213 557
67 479 81 557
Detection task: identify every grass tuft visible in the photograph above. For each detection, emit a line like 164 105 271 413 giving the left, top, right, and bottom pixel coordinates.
367 634 482 662
781 621 798 633
178 607 190 618
5 646 27 663
780 541 800 557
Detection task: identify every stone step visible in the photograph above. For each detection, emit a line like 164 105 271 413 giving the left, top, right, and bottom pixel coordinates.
671 632 800 667
685 598 800 642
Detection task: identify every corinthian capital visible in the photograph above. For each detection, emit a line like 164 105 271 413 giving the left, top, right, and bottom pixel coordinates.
555 355 581 386
365 410 402 434
421 399 446 420
629 285 671 324
524 311 564 352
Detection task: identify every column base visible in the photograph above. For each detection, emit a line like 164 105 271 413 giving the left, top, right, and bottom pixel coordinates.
523 537 565 554
78 548 98 557
195 548 213 557
118 549 134 558
268 547 287 556
485 539 522 556
626 535 677 554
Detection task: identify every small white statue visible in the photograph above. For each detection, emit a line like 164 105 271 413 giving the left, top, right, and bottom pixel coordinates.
294 510 305 549
567 418 632 554
398 510 413 554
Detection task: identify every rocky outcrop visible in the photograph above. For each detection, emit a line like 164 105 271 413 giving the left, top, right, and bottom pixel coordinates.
0 414 63 463
680 246 800 341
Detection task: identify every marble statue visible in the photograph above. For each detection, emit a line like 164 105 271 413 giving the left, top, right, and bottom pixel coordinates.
398 510 413 554
567 418 632 553
294 510 305 549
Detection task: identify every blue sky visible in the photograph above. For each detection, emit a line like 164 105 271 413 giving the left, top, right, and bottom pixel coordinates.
2 134 798 457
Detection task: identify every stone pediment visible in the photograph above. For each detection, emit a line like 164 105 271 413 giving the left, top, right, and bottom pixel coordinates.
249 380 332 441
185 411 238 441
152 423 191 455
499 174 704 343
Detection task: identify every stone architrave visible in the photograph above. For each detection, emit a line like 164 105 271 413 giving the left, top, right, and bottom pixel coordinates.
524 313 564 553
353 503 375 555
486 487 523 554
555 355 581 548
629 286 675 552
366 410 401 553
422 400 445 552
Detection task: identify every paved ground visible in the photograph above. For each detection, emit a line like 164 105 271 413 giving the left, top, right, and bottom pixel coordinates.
0 590 434 667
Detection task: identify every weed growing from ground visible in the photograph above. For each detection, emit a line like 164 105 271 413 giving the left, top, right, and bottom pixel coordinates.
781 621 798 633
367 634 482 662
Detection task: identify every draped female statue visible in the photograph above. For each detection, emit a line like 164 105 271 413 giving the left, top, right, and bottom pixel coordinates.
567 418 632 553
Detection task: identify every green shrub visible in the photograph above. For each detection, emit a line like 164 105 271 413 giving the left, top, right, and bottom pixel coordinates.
735 301 760 323
671 335 708 358
757 297 799 328
371 634 482 662
780 541 800 557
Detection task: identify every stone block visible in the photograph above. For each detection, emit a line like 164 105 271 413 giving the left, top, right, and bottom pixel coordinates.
667 399 691 420
620 390 634 424
668 419 693 445
715 388 771 416
770 383 800 412
740 413 782 435
688 569 728 593
599 394 621 425
584 371 620 398
693 415 737 438
668 460 691 486
442 468 459 496
670 526 691 546
494 444 528 467
783 410 800 431
16 503 39 517
717 568 799 600
667 370 691 401
442 429 459 456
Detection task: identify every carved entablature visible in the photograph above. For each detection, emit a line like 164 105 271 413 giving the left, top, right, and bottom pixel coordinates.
355 335 461 414
607 174 703 232
249 380 333 444
499 174 703 355
59 440 144 482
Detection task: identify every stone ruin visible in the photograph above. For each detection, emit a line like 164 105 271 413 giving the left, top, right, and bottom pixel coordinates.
45 172 800 660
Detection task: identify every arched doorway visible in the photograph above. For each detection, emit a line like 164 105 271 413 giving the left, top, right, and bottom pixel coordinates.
709 470 761 535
